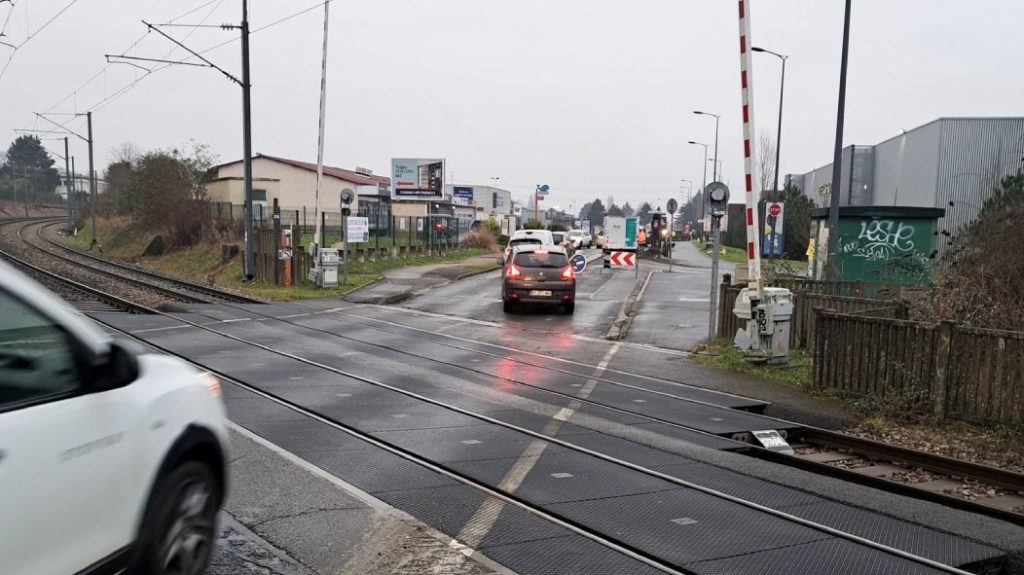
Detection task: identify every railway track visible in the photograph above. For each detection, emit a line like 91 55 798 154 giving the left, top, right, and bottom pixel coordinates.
0 217 261 310
90 309 991 575
216 303 1024 529
33 219 262 304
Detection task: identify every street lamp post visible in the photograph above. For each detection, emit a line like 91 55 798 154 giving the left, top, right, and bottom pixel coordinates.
694 111 721 181
688 140 708 230
753 47 788 196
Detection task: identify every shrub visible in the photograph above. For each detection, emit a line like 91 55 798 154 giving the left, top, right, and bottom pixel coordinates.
523 218 544 230
480 218 502 237
462 228 498 251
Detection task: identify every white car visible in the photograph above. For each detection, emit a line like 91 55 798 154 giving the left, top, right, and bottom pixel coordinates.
502 229 556 261
567 230 592 249
0 260 229 575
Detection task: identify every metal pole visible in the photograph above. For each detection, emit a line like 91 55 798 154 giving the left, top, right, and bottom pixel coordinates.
708 215 721 341
713 116 720 181
87 111 96 247
312 0 330 255
241 0 255 280
773 56 786 196
826 0 852 281
700 146 708 233
342 210 349 285
63 137 72 228
668 212 673 272
70 156 76 222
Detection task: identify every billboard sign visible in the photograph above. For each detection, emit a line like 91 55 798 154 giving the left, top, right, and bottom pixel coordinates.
452 186 474 206
392 158 445 199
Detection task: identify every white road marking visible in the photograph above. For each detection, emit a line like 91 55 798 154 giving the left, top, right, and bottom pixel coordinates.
450 343 621 556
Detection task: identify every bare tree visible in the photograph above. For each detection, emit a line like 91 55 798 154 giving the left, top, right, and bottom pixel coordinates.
758 129 777 193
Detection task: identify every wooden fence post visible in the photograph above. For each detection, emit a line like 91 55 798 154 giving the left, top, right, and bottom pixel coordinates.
932 320 956 418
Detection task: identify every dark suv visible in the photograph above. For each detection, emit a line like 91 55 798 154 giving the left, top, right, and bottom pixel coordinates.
500 245 576 314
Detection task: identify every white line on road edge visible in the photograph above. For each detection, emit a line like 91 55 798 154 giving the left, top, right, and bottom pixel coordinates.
227 422 518 575
636 268 655 302
452 343 621 559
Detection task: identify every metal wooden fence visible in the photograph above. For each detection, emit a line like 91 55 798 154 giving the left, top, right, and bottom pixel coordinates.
716 280 906 349
813 311 1024 425
945 325 1024 424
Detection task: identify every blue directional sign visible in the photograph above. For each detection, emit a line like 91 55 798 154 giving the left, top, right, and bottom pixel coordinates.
570 253 587 273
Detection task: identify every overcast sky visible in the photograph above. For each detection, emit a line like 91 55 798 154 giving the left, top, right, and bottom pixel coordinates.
1 0 1021 210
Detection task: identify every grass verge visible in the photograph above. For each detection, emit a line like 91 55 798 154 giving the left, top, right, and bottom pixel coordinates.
63 218 491 301
692 339 814 391
693 240 806 271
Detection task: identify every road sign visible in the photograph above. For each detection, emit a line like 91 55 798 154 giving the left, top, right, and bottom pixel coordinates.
768 202 781 217
347 217 369 243
570 253 587 273
666 198 678 214
609 251 635 267
536 184 550 195
624 217 638 249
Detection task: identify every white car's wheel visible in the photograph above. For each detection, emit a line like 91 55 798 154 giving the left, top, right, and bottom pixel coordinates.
132 461 220 575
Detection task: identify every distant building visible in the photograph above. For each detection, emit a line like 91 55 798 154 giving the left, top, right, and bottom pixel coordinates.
444 184 513 219
206 154 390 219
54 169 107 199
786 117 1024 236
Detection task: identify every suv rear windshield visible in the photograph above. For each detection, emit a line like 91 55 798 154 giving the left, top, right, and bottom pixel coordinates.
513 251 569 268
509 238 542 247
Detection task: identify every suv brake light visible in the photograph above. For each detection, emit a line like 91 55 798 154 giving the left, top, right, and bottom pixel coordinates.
562 266 574 280
507 264 522 279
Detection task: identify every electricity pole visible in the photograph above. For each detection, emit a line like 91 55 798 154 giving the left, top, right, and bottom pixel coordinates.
240 0 254 280
107 3 255 279
87 111 96 246
826 0 852 281
33 112 96 245
64 137 72 228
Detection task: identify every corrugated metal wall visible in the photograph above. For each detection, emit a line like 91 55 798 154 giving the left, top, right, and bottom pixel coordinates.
936 118 1024 238
789 118 1024 246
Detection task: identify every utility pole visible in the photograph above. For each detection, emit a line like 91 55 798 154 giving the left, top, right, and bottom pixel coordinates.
107 5 255 279
240 0 254 280
87 111 96 246
32 112 95 244
63 137 72 228
71 156 76 223
826 0 852 281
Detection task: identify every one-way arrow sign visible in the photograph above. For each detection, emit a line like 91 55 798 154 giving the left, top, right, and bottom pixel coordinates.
609 251 635 267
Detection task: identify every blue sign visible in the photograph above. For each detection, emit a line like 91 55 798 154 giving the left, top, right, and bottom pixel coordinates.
570 253 587 273
453 186 474 202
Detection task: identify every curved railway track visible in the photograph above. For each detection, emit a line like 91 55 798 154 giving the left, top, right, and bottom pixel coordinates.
0 217 261 310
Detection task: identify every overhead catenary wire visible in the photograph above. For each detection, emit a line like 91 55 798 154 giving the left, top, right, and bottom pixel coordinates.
39 0 226 115
86 0 331 115
0 0 82 81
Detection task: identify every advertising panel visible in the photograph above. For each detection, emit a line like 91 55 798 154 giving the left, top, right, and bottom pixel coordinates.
452 186 474 206
762 202 785 256
392 158 445 199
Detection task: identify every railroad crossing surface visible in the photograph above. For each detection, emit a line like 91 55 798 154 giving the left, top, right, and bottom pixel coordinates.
90 297 1023 575
4 217 1023 574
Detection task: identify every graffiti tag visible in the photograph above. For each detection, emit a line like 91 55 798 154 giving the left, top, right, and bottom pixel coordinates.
842 220 917 260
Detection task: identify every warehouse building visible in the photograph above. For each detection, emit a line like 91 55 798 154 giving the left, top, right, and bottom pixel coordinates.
786 117 1024 235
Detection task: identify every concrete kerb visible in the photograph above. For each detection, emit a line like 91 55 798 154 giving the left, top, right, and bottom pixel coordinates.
605 268 654 341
